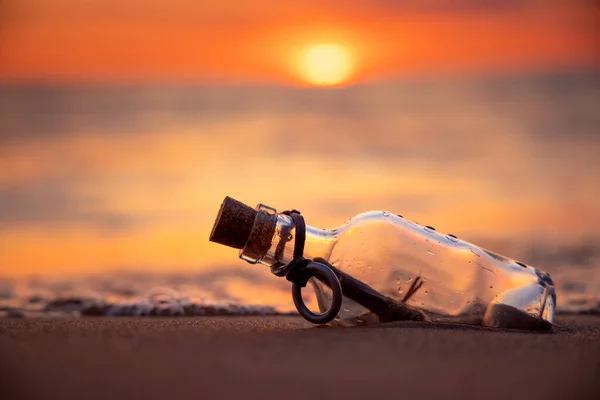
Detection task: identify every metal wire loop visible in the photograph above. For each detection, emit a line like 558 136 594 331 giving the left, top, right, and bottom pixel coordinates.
291 261 343 324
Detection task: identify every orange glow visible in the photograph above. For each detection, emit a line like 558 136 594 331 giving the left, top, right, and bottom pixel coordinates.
0 0 598 83
295 43 356 86
1 1 599 279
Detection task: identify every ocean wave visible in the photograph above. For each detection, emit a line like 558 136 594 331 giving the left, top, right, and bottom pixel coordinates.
1 268 598 319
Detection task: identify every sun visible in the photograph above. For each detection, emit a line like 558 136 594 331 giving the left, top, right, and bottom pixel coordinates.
297 43 354 86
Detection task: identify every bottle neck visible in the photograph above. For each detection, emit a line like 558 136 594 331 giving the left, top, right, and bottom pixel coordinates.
256 213 338 267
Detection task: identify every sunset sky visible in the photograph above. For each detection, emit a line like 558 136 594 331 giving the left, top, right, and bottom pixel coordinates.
0 0 599 278
1 0 598 83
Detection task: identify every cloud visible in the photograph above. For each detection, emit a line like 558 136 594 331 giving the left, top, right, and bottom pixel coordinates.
0 70 598 235
343 0 527 13
0 180 137 231
2 70 597 147
314 194 438 219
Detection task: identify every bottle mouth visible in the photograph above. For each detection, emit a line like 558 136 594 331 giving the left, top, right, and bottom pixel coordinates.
239 203 278 264
209 196 279 264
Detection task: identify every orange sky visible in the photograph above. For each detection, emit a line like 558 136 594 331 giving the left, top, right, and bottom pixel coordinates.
1 0 599 278
0 0 598 83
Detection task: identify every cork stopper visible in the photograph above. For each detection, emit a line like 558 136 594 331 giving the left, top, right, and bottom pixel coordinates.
209 196 257 249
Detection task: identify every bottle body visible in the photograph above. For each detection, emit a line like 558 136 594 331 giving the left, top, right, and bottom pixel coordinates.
250 209 555 329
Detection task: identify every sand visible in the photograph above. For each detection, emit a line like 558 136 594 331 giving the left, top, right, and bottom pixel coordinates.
1 315 599 399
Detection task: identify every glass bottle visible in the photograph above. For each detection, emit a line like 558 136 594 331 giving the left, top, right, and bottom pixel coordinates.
209 196 556 330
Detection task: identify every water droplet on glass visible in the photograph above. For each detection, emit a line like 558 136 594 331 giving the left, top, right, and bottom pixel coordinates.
427 250 435 256
425 290 428 294
343 308 350 312
397 288 404 294
515 261 527 268
489 285 493 289
382 212 389 217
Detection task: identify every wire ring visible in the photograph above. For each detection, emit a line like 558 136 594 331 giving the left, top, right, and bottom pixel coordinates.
291 262 343 324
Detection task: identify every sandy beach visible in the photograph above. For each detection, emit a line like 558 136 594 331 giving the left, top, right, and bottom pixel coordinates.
1 315 598 399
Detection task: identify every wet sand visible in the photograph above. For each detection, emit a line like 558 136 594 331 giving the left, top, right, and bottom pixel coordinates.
1 315 599 400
